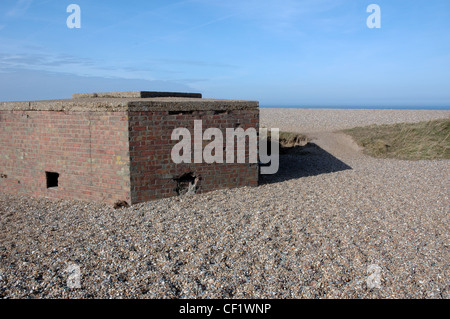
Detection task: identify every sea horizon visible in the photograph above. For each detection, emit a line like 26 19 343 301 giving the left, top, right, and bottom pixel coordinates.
260 105 450 111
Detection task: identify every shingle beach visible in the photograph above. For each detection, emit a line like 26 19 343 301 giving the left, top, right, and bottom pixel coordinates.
1 108 449 299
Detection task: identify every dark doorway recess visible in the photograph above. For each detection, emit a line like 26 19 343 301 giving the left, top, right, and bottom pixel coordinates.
46 172 59 188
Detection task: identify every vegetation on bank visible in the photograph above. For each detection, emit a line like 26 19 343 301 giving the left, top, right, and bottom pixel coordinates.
263 130 309 152
343 118 450 160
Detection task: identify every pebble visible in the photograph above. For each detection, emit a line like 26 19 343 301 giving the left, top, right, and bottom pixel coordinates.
0 109 449 299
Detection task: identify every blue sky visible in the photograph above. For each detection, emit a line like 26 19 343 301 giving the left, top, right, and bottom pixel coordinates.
0 0 449 107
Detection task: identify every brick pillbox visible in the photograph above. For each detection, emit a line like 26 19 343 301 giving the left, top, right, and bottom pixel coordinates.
0 91 259 205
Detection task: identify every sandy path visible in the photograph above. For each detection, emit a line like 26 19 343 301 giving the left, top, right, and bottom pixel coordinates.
305 131 363 160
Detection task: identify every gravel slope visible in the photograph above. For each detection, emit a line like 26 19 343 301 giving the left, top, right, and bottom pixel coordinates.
1 108 449 299
261 108 450 133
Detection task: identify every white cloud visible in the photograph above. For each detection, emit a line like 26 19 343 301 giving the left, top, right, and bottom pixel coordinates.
193 0 346 37
7 0 33 17
200 0 342 22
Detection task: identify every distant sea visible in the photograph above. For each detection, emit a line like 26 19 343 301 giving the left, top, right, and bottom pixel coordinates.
261 105 450 111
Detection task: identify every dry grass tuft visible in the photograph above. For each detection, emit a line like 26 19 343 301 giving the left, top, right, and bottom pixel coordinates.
343 118 450 160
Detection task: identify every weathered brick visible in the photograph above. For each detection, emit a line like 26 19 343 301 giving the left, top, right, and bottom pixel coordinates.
0 93 259 205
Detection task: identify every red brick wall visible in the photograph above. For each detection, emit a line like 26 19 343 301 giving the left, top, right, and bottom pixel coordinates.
0 108 259 205
0 111 131 204
128 109 259 204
